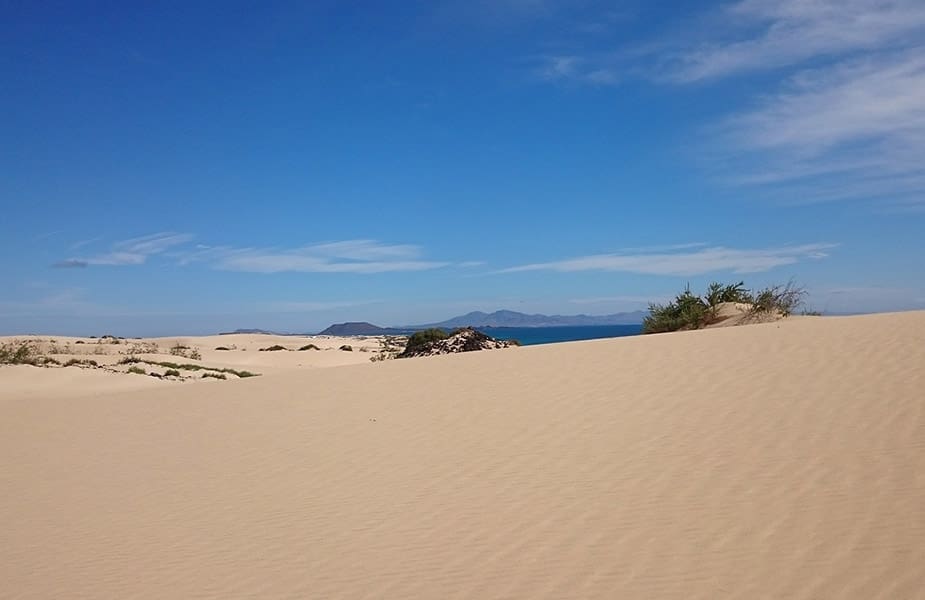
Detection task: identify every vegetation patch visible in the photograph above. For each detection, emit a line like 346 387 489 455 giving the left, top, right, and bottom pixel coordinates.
169 343 202 360
202 372 226 380
164 369 181 377
0 341 60 366
127 365 146 375
118 356 259 378
64 358 98 367
643 280 807 334
339 344 354 351
259 345 287 352
298 344 320 351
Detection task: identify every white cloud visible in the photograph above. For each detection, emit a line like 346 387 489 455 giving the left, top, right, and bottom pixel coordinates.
57 232 194 267
718 50 925 205
667 0 925 82
500 243 835 276
182 240 450 274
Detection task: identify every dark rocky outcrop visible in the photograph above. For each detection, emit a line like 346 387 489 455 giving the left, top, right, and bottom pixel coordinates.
398 327 515 358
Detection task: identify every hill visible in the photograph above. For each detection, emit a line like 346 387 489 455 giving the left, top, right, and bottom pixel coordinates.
317 322 393 336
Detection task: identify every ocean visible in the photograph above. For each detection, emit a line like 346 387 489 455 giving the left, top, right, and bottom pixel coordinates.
479 324 643 346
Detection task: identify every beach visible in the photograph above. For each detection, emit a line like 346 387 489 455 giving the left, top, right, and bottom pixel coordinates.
2 311 924 598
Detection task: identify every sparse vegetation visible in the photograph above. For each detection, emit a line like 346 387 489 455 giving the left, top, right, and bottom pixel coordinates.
259 345 287 352
201 372 226 380
339 344 353 351
127 366 146 375
118 356 258 378
169 343 201 360
643 280 807 334
0 341 59 366
298 344 320 351
749 280 807 317
1 341 38 365
215 346 231 351
64 358 98 367
164 369 181 377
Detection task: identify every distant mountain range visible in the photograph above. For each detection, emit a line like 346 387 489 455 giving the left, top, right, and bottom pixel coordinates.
415 309 647 329
222 310 648 337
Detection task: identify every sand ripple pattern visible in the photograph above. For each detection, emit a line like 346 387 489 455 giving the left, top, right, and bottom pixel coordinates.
2 312 925 598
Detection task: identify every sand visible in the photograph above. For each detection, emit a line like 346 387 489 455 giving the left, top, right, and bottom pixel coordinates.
2 311 924 598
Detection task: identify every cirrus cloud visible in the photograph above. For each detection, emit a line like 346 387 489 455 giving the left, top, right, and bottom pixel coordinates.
499 243 836 276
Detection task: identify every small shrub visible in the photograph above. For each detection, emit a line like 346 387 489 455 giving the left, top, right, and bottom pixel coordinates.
339 344 353 351
405 328 449 352
75 340 85 344
298 344 320 351
0 341 38 365
750 280 806 317
148 372 162 379
169 343 201 360
127 366 146 375
259 345 287 352
164 369 181 377
202 372 226 380
64 358 98 367
215 346 231 351
642 287 709 334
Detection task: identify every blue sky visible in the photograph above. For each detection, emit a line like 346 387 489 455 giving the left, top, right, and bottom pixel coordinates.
2 0 924 335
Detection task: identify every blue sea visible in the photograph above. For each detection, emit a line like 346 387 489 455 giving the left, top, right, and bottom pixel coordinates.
479 324 643 346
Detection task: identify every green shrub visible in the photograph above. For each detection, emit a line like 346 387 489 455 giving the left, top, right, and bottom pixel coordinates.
298 344 320 351
215 346 231 351
202 372 226 380
164 369 181 377
405 328 449 352
339 345 353 351
127 366 146 375
259 345 287 352
643 287 709 334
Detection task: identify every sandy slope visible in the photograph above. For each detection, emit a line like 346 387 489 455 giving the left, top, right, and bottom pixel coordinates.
2 312 924 598
0 333 390 398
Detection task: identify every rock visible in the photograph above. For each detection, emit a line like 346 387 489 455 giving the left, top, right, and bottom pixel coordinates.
397 327 515 358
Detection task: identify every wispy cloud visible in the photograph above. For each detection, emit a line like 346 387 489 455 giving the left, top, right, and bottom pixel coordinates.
534 54 620 85
665 0 925 82
718 50 925 204
527 0 925 208
181 240 450 274
55 232 194 268
500 243 835 276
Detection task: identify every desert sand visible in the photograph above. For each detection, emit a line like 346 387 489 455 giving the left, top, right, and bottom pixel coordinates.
2 311 924 598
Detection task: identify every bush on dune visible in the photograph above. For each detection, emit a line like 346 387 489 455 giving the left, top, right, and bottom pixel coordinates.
642 280 807 334
404 328 449 353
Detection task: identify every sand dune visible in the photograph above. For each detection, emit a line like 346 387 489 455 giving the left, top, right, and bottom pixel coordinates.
2 312 924 598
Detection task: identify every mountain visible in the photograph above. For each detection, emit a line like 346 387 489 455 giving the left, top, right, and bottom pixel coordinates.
416 309 647 329
219 328 279 335
317 322 394 336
